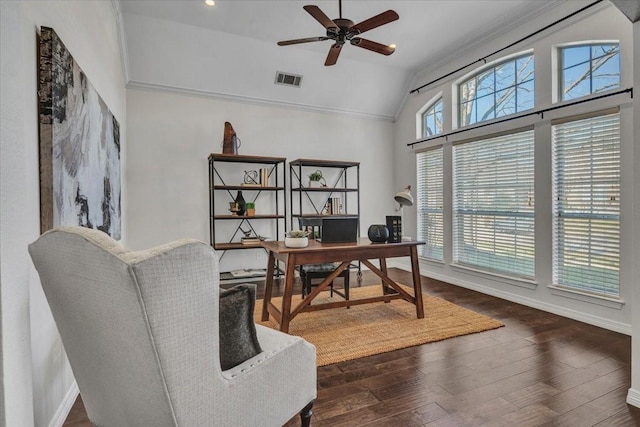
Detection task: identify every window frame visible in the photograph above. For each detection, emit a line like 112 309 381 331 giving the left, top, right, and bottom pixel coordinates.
558 42 620 102
421 98 443 138
457 52 535 128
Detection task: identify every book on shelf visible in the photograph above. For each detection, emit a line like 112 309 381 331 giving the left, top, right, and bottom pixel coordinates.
260 168 269 186
240 183 262 187
241 236 267 245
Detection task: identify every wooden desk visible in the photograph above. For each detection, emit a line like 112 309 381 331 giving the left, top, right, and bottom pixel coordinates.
260 238 425 333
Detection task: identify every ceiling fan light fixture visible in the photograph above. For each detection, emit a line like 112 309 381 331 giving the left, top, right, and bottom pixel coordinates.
278 0 399 66
204 0 215 7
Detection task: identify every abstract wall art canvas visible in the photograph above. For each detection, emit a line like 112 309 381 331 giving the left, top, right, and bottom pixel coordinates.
38 26 121 239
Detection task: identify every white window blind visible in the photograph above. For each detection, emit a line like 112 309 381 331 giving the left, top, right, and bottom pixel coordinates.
417 148 444 260
453 130 535 278
552 113 620 297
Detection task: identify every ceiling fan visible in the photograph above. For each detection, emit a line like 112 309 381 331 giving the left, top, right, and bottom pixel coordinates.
277 0 399 66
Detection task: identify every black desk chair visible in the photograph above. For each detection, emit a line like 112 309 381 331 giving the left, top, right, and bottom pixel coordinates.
298 217 350 301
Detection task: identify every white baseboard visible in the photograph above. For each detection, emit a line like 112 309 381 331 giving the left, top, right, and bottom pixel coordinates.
386 259 632 335
627 388 640 408
49 381 79 427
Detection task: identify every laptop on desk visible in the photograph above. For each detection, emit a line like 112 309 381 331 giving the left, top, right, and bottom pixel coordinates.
318 217 358 243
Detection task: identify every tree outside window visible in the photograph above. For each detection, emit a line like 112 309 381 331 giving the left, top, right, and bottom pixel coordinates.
459 54 534 127
560 43 620 101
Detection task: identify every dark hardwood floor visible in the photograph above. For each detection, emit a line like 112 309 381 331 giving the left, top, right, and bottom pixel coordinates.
64 269 640 426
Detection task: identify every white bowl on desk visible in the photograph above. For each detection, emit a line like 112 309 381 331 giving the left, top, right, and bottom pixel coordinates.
284 237 308 248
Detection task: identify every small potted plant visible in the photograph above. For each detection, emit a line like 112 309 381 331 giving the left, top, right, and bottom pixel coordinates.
245 202 255 216
284 229 310 248
308 170 326 188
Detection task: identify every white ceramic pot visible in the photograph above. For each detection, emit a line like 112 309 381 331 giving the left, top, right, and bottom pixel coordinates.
284 236 309 248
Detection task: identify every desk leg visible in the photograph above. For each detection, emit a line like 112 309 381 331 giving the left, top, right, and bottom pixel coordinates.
280 255 297 333
261 251 276 321
379 258 392 302
410 246 424 319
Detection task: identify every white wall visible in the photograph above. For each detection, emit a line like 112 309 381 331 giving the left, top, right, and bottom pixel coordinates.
122 11 409 120
393 4 635 334
628 17 640 409
125 87 395 272
0 1 126 426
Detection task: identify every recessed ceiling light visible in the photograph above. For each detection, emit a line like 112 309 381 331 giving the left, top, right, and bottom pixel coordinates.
205 0 215 6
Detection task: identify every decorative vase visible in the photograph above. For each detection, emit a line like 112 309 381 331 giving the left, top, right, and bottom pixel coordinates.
367 224 389 243
234 191 246 216
285 236 309 248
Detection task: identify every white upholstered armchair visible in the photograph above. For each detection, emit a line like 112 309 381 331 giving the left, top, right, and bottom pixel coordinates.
29 227 316 427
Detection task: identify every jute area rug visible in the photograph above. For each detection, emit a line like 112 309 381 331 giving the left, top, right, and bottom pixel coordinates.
254 285 504 366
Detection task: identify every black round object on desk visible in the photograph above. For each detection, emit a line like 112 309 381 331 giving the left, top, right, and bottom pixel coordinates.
367 224 389 243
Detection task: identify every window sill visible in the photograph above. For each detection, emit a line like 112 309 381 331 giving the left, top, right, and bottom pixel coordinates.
451 263 537 290
418 256 445 266
548 285 625 310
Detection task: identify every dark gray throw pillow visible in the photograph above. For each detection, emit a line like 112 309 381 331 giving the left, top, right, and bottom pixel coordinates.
219 283 263 370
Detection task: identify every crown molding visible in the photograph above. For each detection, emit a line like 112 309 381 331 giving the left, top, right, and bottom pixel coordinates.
126 80 396 122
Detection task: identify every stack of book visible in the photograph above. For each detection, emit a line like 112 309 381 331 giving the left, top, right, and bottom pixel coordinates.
325 197 342 215
260 168 269 186
241 236 265 245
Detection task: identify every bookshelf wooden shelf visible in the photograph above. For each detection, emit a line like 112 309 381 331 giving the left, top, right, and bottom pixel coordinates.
289 158 360 229
208 154 286 269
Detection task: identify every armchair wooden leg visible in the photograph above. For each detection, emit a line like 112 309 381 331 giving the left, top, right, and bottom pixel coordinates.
300 401 313 427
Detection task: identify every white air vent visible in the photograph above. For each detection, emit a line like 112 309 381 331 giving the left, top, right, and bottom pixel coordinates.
275 71 302 88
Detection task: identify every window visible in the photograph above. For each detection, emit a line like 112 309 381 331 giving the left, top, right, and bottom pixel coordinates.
417 148 444 260
560 43 620 101
422 98 443 137
453 130 535 278
459 54 534 127
552 113 620 297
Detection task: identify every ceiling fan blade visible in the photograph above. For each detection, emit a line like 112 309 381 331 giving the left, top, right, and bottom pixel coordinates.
303 5 338 30
350 10 399 35
325 43 343 66
278 37 329 46
350 38 395 55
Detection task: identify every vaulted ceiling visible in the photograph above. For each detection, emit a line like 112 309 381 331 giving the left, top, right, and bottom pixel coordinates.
118 0 591 120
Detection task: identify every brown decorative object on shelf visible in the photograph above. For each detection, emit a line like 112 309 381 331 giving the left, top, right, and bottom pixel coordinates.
221 122 241 154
